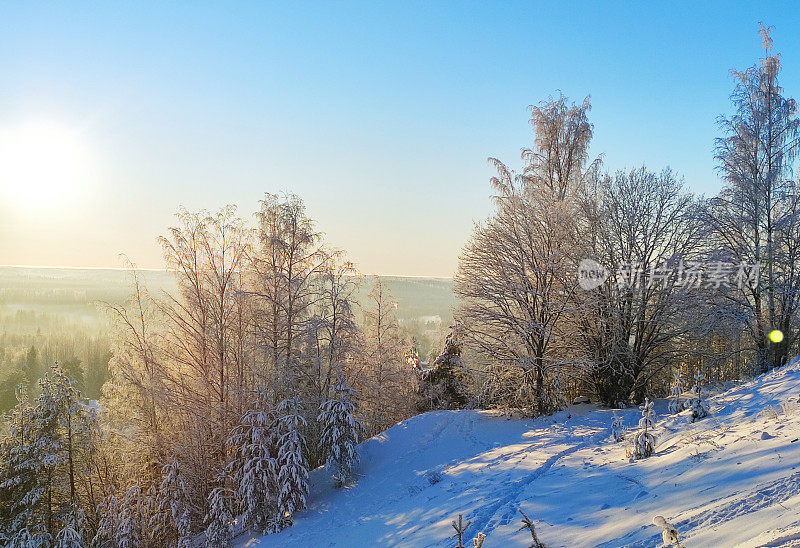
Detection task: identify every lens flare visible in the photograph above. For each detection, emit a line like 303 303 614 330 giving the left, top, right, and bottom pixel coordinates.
768 329 784 343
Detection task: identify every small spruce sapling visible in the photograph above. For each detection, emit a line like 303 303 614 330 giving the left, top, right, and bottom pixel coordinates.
54 506 86 548
611 414 625 442
118 485 145 548
518 508 545 548
318 375 365 487
229 396 281 535
633 398 656 460
154 458 192 547
668 373 685 414
451 514 471 548
653 515 684 547
688 372 709 422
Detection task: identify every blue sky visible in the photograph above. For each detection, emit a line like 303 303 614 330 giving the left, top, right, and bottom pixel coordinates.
1 2 799 276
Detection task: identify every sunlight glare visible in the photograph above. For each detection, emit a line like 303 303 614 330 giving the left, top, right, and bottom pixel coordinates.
0 121 92 209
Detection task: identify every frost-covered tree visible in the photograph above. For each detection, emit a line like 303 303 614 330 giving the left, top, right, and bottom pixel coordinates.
653 515 684 548
0 385 41 539
0 365 99 544
668 373 686 414
5 526 52 548
228 394 280 535
93 493 121 547
117 485 145 548
204 485 235 548
579 168 702 406
611 414 625 442
455 94 597 416
451 513 471 548
358 278 415 435
318 376 365 487
54 506 86 548
688 372 709 422
276 395 309 524
707 24 800 373
416 327 468 412
152 458 193 547
632 398 656 460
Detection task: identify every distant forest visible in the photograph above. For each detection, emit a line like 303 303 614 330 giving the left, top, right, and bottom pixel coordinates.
0 267 454 413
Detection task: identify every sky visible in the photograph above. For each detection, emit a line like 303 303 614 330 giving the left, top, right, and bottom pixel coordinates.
1 2 800 277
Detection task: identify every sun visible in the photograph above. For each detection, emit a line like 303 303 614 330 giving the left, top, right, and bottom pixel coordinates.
0 121 92 209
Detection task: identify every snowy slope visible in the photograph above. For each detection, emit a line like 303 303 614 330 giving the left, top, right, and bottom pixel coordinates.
242 362 800 547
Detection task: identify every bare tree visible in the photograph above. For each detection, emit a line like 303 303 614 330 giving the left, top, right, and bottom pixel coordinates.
578 168 702 405
356 278 414 435
250 193 329 392
455 95 594 415
156 206 251 521
707 24 800 371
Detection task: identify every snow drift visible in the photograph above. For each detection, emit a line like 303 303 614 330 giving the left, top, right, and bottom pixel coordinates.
242 360 800 547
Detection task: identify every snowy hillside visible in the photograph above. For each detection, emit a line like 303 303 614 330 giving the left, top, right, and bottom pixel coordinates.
243 362 800 547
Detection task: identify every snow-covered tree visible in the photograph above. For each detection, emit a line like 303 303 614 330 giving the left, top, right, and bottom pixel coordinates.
228 394 280 535
451 513 471 548
653 515 684 548
93 493 121 547
518 508 545 548
276 395 309 525
117 485 145 548
152 458 193 547
4 526 51 548
0 365 96 542
318 375 365 487
579 167 702 407
632 397 656 460
611 414 625 442
54 505 86 548
688 372 709 422
204 485 235 548
358 278 415 435
668 373 686 414
708 24 800 373
416 328 468 412
0 385 40 539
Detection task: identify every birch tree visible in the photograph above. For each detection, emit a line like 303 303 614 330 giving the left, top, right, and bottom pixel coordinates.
707 24 800 372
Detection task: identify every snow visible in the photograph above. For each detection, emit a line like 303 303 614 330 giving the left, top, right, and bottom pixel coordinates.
240 360 800 547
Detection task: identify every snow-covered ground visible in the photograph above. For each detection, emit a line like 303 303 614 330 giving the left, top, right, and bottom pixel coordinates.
242 361 800 547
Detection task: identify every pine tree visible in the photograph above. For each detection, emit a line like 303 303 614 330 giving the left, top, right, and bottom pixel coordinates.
632 397 656 460
228 393 280 535
204 485 235 548
276 395 309 525
318 375 365 487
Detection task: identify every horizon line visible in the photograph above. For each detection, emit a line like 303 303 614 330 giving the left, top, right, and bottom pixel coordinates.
0 264 454 280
